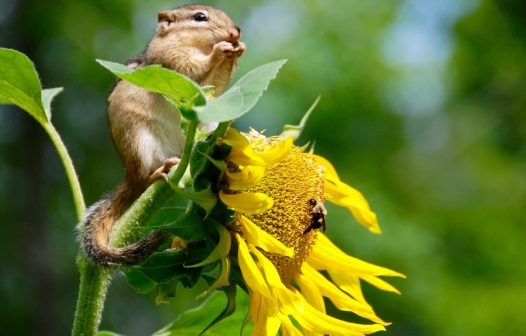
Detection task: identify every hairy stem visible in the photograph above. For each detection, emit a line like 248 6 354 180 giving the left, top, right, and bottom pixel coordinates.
39 122 109 336
71 257 112 336
42 122 86 219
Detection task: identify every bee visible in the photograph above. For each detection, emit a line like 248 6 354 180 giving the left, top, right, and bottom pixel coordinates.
303 199 327 234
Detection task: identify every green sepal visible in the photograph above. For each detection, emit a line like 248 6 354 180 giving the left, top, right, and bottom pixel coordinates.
190 142 228 196
199 283 237 336
280 95 321 141
186 220 231 268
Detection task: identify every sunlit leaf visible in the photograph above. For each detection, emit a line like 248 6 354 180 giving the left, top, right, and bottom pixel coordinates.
0 48 47 124
281 95 321 141
195 87 243 123
96 60 206 120
194 60 287 122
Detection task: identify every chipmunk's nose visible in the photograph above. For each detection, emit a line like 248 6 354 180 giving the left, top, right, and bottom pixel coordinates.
227 26 241 42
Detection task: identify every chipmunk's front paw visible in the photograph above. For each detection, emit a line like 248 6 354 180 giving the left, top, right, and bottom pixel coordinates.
232 41 246 57
213 41 235 59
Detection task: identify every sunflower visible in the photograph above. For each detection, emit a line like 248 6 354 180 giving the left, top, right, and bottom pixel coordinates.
213 128 404 335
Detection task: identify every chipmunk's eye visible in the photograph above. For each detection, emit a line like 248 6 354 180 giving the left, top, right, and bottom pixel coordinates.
193 12 208 22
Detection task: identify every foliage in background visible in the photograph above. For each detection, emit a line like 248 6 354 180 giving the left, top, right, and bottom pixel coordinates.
0 0 525 335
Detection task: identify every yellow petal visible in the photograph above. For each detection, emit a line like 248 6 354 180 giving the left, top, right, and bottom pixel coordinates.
310 153 381 234
249 290 281 336
287 290 385 335
240 216 294 257
185 221 230 268
280 315 303 336
266 315 282 336
236 234 272 299
248 291 266 334
246 290 259 321
361 274 402 295
256 137 293 166
325 179 381 234
219 191 273 215
196 257 231 299
222 127 250 147
310 233 405 278
295 272 325 313
301 263 388 325
309 154 340 180
327 271 367 304
251 248 288 291
251 248 300 313
222 128 266 166
226 164 266 191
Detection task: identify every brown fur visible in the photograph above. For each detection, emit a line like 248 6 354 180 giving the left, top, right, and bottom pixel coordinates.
79 5 245 265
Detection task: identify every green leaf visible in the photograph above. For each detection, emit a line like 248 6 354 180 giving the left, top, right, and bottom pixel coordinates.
199 283 237 335
41 87 63 120
195 59 287 122
96 60 206 119
190 141 213 186
153 286 252 336
123 268 157 294
281 95 321 141
190 141 227 197
0 48 47 124
195 87 244 123
138 247 209 284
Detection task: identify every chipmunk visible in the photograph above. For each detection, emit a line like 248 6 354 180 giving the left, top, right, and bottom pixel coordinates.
79 5 245 265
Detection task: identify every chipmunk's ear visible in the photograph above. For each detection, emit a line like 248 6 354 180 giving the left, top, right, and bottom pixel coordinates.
157 11 176 32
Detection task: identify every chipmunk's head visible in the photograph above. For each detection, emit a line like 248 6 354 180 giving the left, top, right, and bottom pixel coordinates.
152 5 241 53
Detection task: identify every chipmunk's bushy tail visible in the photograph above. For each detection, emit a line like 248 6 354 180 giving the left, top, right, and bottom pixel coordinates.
78 180 165 265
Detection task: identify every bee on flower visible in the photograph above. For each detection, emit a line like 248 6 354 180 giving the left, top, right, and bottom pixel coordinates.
205 127 405 335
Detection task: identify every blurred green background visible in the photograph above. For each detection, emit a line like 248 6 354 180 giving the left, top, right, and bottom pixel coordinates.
1 0 525 335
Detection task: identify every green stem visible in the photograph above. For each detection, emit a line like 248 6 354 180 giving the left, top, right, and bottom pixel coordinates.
39 123 108 335
71 257 112 336
71 120 200 336
42 122 86 219
207 121 231 146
